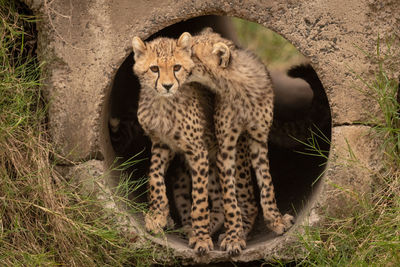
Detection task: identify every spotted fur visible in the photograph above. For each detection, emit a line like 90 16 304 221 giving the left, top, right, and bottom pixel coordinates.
183 29 295 255
172 134 258 243
131 34 218 255
131 33 259 255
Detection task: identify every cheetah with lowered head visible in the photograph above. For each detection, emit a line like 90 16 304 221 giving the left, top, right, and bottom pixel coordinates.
183 29 295 254
131 33 258 254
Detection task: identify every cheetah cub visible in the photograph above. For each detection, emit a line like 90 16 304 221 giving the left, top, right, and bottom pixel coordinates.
185 29 295 254
131 33 222 255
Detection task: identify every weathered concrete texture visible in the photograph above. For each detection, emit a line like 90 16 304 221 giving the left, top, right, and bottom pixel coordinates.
311 125 384 219
24 0 394 264
24 0 400 161
62 160 175 262
63 160 140 233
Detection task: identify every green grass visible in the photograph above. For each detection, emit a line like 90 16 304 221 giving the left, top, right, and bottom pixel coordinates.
356 36 400 163
293 39 399 266
0 1 155 266
231 17 306 70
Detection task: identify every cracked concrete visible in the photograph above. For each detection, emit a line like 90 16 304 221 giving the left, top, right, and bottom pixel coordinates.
24 0 396 264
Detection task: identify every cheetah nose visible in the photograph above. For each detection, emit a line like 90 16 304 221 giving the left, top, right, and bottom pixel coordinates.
162 83 173 91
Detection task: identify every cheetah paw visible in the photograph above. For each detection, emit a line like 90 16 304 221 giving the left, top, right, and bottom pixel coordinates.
219 233 246 256
268 213 295 235
144 211 169 234
189 235 213 255
283 213 295 228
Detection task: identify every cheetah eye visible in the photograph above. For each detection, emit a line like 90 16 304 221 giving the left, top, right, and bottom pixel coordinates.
150 66 159 73
173 64 181 72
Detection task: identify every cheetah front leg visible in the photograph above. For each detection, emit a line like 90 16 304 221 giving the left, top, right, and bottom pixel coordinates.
173 159 193 238
247 137 294 235
217 134 258 250
215 126 246 256
208 161 224 236
235 134 258 239
145 142 174 233
174 159 223 240
185 145 213 255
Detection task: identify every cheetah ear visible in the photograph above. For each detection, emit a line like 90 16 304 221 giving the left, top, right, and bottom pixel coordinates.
177 32 192 53
212 42 230 68
132 36 147 60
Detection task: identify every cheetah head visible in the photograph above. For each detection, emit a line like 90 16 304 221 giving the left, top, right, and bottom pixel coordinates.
132 33 195 97
185 30 232 89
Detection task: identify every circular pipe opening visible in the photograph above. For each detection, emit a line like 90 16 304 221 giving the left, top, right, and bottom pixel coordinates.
107 15 331 260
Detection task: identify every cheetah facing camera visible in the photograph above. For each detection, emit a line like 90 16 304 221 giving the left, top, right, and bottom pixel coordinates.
184 29 295 255
132 33 214 255
131 34 258 255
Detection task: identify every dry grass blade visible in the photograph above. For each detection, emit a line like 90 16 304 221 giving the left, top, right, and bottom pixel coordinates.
291 35 400 266
0 1 154 266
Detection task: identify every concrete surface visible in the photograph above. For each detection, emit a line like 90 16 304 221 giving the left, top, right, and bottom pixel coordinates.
24 0 395 263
